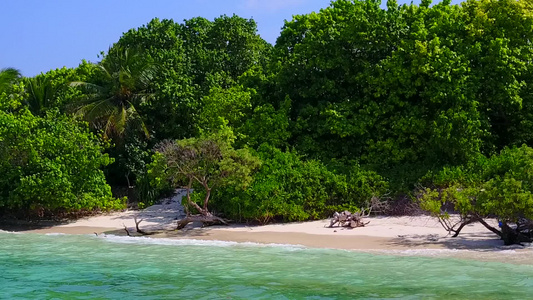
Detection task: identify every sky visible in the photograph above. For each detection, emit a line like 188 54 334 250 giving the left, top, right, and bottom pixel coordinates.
1 0 451 77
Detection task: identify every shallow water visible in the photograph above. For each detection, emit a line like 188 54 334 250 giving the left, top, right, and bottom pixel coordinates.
1 232 533 299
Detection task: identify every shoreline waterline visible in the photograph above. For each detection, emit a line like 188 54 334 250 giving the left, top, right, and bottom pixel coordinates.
3 221 533 265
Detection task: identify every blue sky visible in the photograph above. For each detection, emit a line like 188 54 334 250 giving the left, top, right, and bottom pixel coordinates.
1 0 453 77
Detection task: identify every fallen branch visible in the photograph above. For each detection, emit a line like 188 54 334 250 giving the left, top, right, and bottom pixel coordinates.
177 214 229 230
328 210 370 229
133 216 158 236
123 223 131 236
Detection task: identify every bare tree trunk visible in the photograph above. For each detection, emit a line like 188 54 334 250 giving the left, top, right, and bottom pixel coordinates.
123 224 131 236
499 221 533 245
125 171 131 188
203 186 211 212
184 184 191 216
477 217 503 237
177 214 228 230
185 177 207 216
134 217 157 235
451 220 474 237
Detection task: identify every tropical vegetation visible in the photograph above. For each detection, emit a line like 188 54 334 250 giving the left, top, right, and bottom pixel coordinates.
1 0 533 243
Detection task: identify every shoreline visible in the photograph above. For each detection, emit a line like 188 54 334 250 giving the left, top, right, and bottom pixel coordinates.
2 192 531 264
1 211 512 252
6 220 532 265
5 213 532 258
16 218 517 252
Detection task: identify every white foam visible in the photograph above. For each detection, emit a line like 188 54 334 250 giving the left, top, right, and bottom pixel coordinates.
0 230 23 234
99 234 306 251
368 247 533 257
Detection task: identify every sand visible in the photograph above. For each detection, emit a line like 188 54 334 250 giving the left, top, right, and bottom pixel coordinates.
4 190 532 263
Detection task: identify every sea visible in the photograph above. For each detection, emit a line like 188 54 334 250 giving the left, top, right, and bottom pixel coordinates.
1 231 533 299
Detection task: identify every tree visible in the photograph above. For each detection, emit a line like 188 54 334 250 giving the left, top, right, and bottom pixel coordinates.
458 0 533 151
238 99 292 149
106 16 271 193
0 68 24 113
0 108 125 218
71 46 157 140
272 0 401 161
0 68 21 93
153 127 259 228
210 144 388 224
420 146 533 245
24 75 62 116
113 18 195 141
113 16 272 141
22 63 97 116
266 0 533 191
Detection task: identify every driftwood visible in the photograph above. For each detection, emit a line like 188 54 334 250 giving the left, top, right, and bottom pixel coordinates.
177 213 228 230
134 217 158 235
123 223 131 236
122 217 160 236
328 209 371 228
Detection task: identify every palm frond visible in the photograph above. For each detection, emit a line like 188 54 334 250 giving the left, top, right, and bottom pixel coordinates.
69 45 157 141
24 76 60 115
103 115 116 139
115 106 128 136
70 81 106 94
126 101 150 138
0 68 21 92
75 97 117 123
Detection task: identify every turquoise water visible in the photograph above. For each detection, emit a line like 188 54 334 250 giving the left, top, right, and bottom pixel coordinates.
1 232 533 299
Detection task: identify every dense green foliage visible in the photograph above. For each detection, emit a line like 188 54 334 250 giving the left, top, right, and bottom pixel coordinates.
0 109 125 217
71 47 156 140
151 128 260 215
210 145 388 223
419 146 533 244
24 62 97 116
112 16 272 142
0 68 21 93
421 146 533 220
269 0 533 189
3 0 533 230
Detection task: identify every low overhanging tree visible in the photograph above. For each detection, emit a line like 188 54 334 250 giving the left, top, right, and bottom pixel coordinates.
153 126 260 228
420 146 533 245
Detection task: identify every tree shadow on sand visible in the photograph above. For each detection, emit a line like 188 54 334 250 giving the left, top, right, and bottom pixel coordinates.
385 231 527 251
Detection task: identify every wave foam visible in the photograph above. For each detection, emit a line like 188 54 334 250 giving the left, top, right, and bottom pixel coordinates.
368 247 533 257
99 234 306 251
0 230 23 234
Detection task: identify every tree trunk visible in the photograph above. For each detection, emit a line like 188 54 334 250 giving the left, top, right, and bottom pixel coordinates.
185 182 192 216
177 214 228 230
500 222 533 245
185 178 208 216
451 218 476 237
501 222 519 245
476 218 533 245
477 217 503 237
203 186 211 211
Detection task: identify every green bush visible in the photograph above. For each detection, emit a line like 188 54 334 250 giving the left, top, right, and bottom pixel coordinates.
0 110 125 217
419 145 533 244
210 145 388 223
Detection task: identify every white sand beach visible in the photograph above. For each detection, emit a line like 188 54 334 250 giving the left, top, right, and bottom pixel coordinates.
20 190 528 258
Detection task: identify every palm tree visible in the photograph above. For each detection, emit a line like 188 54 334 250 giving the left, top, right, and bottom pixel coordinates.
0 68 21 93
71 46 157 140
23 76 60 115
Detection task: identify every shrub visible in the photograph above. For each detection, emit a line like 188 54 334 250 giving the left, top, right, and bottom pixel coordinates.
0 110 125 217
419 145 533 245
210 145 388 223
